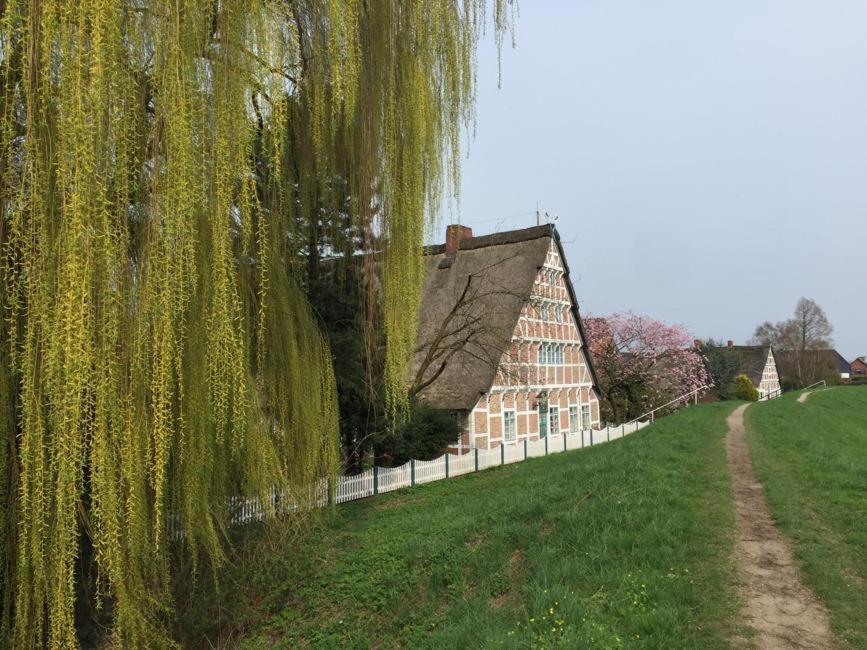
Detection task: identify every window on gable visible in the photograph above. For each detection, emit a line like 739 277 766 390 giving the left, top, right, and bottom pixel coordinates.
538 343 546 364
548 343 560 365
549 406 560 435
504 410 517 442
540 303 549 321
581 405 591 429
569 406 579 432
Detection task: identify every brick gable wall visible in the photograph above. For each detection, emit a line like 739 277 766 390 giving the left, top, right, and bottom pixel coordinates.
457 241 600 451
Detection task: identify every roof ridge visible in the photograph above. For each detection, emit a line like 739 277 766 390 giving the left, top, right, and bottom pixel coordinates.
424 224 556 256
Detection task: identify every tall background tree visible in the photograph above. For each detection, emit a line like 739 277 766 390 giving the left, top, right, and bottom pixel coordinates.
750 297 834 386
585 312 709 422
0 1 515 646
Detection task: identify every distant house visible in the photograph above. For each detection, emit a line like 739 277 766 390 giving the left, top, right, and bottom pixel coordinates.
775 349 852 386
412 224 602 452
715 341 782 399
851 356 867 378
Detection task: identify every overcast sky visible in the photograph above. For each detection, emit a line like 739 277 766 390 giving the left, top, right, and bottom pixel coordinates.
441 1 866 360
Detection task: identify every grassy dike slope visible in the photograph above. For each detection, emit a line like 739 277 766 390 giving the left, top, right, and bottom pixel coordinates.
747 387 867 648
180 403 743 648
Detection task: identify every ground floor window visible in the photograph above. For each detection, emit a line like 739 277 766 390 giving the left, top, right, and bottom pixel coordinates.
569 405 579 432
581 404 591 429
549 406 560 435
538 403 548 437
504 410 517 442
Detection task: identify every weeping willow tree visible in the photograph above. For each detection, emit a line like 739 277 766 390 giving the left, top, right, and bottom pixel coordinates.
0 0 514 646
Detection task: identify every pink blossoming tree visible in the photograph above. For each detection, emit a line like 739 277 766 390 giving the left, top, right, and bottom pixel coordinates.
585 312 710 422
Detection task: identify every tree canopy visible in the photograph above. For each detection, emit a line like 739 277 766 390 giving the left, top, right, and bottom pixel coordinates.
584 312 709 422
0 1 514 645
750 297 835 387
750 297 834 351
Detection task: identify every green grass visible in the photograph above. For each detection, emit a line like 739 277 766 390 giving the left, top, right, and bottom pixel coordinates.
746 387 867 648
178 403 744 648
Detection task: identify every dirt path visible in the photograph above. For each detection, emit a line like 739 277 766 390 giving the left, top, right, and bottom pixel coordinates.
797 391 812 403
725 404 836 649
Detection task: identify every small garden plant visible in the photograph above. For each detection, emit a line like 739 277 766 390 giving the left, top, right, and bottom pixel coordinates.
732 374 759 401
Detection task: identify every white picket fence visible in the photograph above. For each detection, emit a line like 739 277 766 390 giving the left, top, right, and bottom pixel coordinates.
224 421 649 527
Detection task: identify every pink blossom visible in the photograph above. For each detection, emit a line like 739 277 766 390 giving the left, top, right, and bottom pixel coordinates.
585 311 709 415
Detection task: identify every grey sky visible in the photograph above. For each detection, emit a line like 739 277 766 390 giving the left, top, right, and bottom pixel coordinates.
443 1 867 360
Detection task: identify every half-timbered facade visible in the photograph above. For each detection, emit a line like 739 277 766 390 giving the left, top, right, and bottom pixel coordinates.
757 348 781 398
412 224 601 452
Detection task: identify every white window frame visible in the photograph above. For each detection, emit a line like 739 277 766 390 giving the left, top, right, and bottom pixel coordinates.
569 405 579 432
540 303 549 321
549 405 560 435
581 404 591 429
503 410 517 443
555 306 563 323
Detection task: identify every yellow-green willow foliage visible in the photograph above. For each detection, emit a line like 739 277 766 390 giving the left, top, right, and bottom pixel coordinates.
0 0 513 645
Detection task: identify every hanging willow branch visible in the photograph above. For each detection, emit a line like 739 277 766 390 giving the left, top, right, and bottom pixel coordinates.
0 0 514 646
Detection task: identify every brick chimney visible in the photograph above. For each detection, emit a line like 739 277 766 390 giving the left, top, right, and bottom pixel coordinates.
727 340 734 349
445 224 472 256
439 224 473 269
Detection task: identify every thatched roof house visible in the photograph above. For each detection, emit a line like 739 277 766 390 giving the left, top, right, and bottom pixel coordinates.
712 342 781 399
412 224 602 451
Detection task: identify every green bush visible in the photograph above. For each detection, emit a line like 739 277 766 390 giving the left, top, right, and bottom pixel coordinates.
732 374 759 401
375 404 461 466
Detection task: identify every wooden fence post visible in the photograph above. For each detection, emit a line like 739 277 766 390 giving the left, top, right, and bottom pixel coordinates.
563 433 567 451
524 438 528 460
590 429 594 446
373 466 379 495
545 435 548 455
327 478 332 506
411 459 416 486
445 453 449 479
474 448 479 472
500 443 505 465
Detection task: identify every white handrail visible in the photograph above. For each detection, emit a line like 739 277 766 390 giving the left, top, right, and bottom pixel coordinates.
802 380 827 391
625 383 714 426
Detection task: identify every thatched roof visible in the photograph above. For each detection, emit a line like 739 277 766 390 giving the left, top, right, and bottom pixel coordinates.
713 345 772 386
412 224 600 410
